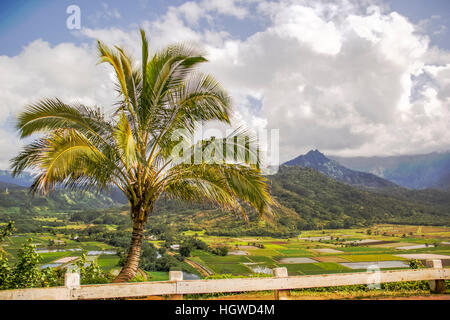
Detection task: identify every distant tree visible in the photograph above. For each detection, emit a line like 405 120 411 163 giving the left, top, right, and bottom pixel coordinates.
213 245 229 256
0 221 15 243
179 244 192 257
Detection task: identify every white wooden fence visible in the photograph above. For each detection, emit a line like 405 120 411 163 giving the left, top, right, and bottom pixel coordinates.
0 259 447 300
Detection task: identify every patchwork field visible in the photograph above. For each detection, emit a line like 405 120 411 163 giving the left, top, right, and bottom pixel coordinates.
1 233 117 270
340 261 409 269
183 224 450 277
1 224 449 279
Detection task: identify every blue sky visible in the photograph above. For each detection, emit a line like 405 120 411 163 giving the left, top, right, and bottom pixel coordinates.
1 0 449 55
0 0 450 168
0 0 264 55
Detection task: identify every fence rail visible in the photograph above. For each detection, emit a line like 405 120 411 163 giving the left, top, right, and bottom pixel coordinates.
0 259 448 300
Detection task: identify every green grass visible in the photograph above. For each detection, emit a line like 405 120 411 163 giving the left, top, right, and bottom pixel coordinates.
180 262 202 277
262 244 288 250
281 262 352 275
247 256 277 264
280 242 314 248
198 255 251 264
316 262 351 272
246 249 280 257
81 241 113 250
277 248 313 256
6 235 31 246
338 246 395 253
280 263 320 275
338 254 406 262
251 262 279 269
183 230 206 237
208 263 252 275
191 249 213 256
189 256 206 264
411 247 450 253
97 255 120 271
147 271 169 281
39 251 80 264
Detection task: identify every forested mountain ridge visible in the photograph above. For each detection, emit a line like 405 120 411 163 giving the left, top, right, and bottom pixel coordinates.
0 164 449 236
269 166 450 228
0 186 119 213
148 165 450 234
284 150 396 189
0 170 34 187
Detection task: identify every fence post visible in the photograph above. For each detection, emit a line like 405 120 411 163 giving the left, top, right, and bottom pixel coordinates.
169 271 183 300
273 267 290 300
426 259 446 294
64 271 80 300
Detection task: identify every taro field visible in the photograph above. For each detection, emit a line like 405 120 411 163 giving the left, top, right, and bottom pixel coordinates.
182 224 450 277
2 224 449 280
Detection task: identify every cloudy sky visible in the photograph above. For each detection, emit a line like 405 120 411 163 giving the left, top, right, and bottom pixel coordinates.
1 0 450 169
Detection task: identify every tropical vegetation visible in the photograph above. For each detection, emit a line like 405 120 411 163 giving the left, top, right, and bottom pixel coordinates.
10 29 274 282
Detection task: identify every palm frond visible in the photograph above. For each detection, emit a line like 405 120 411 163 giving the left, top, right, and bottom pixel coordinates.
12 129 113 194
114 112 137 169
12 29 275 227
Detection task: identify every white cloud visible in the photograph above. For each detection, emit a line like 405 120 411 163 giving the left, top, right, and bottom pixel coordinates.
202 0 250 19
1 0 450 170
175 2 207 26
260 3 343 55
0 40 115 168
200 1 450 159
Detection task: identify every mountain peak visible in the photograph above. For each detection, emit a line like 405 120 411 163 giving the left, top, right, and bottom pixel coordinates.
285 149 330 167
304 149 328 161
283 150 396 189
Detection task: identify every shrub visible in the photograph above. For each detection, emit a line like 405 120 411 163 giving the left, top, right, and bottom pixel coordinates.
212 245 229 256
409 259 424 269
179 245 192 257
0 226 112 290
0 238 64 290
75 254 113 285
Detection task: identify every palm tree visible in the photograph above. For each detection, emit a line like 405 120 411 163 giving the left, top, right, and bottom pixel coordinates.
11 30 274 282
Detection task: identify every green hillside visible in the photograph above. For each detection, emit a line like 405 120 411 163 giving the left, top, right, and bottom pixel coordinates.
0 166 448 237
270 166 450 229
0 187 118 214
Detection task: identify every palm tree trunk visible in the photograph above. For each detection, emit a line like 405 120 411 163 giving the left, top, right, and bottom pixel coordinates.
113 219 145 283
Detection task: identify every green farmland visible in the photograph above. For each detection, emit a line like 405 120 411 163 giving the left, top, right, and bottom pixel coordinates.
2 224 449 282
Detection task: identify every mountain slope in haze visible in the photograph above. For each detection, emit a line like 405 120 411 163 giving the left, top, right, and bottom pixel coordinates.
0 186 119 212
0 169 128 204
284 150 396 189
269 166 450 229
0 181 25 190
0 170 34 187
435 172 450 190
329 151 450 190
0 163 448 236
